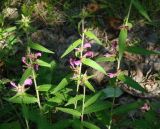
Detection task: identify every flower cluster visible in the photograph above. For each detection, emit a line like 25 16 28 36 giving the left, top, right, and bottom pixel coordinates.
10 78 32 94
69 42 94 78
22 52 42 70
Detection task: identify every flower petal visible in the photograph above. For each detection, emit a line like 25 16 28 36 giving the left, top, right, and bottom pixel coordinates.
84 43 91 48
84 51 94 58
35 52 42 58
24 78 32 86
10 82 17 87
108 73 117 78
74 60 81 66
22 57 26 64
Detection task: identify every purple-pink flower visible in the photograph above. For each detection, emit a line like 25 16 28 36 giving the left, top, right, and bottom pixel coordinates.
10 78 33 93
69 58 81 68
24 78 32 86
83 43 91 49
84 51 94 58
140 103 150 112
22 52 42 70
108 72 117 78
35 52 42 58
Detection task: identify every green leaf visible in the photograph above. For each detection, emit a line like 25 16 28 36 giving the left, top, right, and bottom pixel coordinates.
132 0 151 22
48 97 63 104
126 46 160 55
117 73 146 92
0 121 21 129
82 58 106 74
37 59 51 68
50 76 70 94
29 42 54 54
84 31 102 45
7 93 37 104
95 56 116 62
61 39 82 58
118 29 127 60
84 80 95 92
5 26 16 32
102 87 123 99
37 84 53 91
84 92 102 108
56 107 81 117
84 101 111 114
82 121 100 129
53 119 72 129
65 95 83 106
113 100 143 115
19 68 32 85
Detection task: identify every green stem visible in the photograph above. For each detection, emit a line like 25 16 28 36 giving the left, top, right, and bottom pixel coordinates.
108 88 116 129
21 104 30 129
32 68 42 109
74 18 85 110
81 85 86 121
26 36 41 110
125 0 133 25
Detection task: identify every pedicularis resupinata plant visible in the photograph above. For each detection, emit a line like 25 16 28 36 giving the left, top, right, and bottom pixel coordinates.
1 0 160 129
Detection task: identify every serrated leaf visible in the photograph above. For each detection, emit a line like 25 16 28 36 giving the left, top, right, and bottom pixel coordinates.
84 101 111 114
37 84 52 91
61 39 82 58
126 46 160 55
84 80 95 92
56 107 81 117
82 58 106 74
82 121 100 129
102 87 123 99
118 29 127 60
37 59 51 68
19 68 32 85
84 92 102 108
50 76 70 94
117 73 146 92
84 31 102 45
65 95 83 106
132 0 151 22
29 42 54 54
95 56 116 62
7 93 37 104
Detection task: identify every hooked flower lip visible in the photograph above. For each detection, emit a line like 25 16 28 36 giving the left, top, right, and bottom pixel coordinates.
108 72 117 78
83 43 91 49
10 78 33 88
84 51 94 58
69 58 81 68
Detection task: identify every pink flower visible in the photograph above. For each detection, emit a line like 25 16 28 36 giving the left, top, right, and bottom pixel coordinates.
24 78 32 86
22 57 27 64
22 52 42 70
75 43 91 51
10 78 32 93
84 43 91 48
108 72 117 78
69 58 81 68
140 103 150 112
35 52 42 58
10 82 17 88
84 51 94 58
